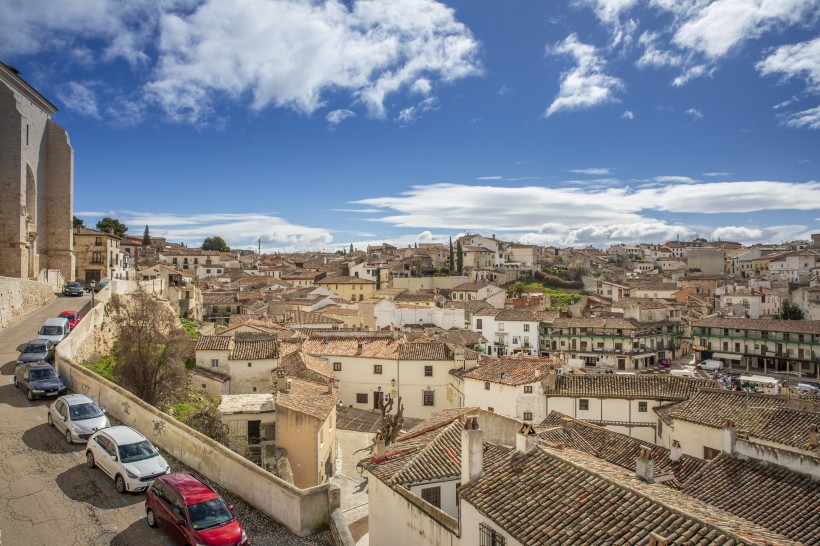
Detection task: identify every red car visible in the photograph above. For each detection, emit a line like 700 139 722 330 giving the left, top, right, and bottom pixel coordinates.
658 358 672 368
58 310 81 330
146 472 248 546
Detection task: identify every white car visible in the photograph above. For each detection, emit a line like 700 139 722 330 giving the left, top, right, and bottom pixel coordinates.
49 394 110 443
696 359 724 371
85 426 170 493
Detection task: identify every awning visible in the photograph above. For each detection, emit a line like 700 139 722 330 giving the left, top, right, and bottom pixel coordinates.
711 352 742 360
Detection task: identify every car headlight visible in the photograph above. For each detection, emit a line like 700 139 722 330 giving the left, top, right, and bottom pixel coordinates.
31 389 44 394
71 425 82 433
125 469 138 479
241 529 248 542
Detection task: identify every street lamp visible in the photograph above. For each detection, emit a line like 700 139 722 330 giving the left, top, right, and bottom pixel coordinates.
391 378 396 388
90 280 96 307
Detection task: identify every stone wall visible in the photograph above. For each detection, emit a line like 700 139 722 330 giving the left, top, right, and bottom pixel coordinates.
0 276 55 328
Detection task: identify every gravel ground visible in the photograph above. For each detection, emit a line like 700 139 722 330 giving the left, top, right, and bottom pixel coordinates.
107 415 334 546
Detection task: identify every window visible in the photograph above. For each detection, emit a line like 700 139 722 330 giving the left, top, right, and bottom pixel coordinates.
333 362 342 371
498 323 505 331
523 412 532 421
523 324 530 332
211 359 219 368
703 446 720 460
638 401 648 412
356 393 368 404
373 364 383 375
485 381 491 390
524 385 533 393
480 523 506 546
91 251 103 264
420 486 441 508
247 362 252 367
424 365 433 377
476 319 483 329
579 399 589 411
423 390 435 406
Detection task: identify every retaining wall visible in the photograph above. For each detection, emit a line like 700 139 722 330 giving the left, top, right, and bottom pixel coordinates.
0 276 55 328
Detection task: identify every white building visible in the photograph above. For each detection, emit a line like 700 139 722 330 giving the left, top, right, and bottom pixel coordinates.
471 308 539 357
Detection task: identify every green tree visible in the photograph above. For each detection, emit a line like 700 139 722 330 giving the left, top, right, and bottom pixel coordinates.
73 216 85 228
780 300 805 320
350 243 354 254
142 225 151 246
449 237 455 273
456 241 463 274
508 281 526 297
375 268 381 290
201 236 230 252
96 217 128 236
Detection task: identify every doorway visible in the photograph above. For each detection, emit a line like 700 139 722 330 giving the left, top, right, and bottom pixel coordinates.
373 391 384 409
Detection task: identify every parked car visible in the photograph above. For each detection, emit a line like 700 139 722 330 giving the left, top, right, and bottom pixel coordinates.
797 380 820 394
58 310 82 330
696 359 724 371
48 394 110 444
13 362 67 400
17 339 55 364
37 317 71 344
86 426 170 493
658 358 671 368
84 280 109 293
146 472 249 546
63 281 84 297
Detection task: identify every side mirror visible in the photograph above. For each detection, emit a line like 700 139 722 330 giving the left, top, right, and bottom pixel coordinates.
228 505 234 513
175 518 185 526
110 454 117 461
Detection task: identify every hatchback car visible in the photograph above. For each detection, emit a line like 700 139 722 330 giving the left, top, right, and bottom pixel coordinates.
63 281 84 296
146 472 249 546
58 310 82 330
48 394 110 444
797 380 820 394
86 426 170 493
37 317 71 344
658 358 671 368
17 339 55 364
14 362 67 400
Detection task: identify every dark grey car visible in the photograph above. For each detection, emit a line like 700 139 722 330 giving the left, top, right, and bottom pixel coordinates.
63 281 84 296
17 339 55 364
14 363 67 401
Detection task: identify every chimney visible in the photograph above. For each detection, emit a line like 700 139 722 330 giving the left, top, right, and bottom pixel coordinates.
561 416 574 432
722 418 736 454
808 424 818 449
635 445 655 483
670 440 682 462
516 422 538 455
275 371 290 394
542 365 557 391
327 379 334 395
461 415 483 485
373 437 385 461
357 342 363 355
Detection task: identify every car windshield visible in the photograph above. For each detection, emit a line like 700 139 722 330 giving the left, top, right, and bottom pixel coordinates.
70 403 104 421
39 326 63 335
67 283 81 288
187 498 234 531
60 313 76 319
118 440 158 463
30 368 57 380
23 343 47 353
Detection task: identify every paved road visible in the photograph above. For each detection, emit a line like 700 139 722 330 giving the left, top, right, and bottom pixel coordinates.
0 293 168 546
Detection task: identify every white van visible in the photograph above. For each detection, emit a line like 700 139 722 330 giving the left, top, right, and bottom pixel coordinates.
739 375 779 394
696 359 723 371
670 369 694 377
37 317 70 344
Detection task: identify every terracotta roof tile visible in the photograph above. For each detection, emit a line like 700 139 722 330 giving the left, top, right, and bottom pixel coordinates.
276 378 338 421
195 335 232 351
694 317 820 335
229 339 278 360
547 374 713 401
462 357 554 386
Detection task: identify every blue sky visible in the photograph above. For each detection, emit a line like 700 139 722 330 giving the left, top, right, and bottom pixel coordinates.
4 0 819 251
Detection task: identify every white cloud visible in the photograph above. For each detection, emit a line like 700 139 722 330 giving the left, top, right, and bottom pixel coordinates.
416 230 434 242
673 0 816 60
582 0 640 23
781 105 820 129
546 34 625 116
636 32 684 68
653 175 696 184
570 168 612 175
147 0 481 123
703 171 731 177
476 176 503 180
58 82 101 118
326 109 356 125
686 107 703 120
97 211 335 251
498 84 512 95
396 96 439 124
411 78 432 95
621 110 634 119
710 225 763 241
672 65 713 87
711 224 810 244
757 37 820 91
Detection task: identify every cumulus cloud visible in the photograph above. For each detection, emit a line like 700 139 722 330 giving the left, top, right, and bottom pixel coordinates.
546 34 625 116
95 211 335 251
686 107 703 120
327 109 356 125
58 82 101 118
396 97 440 124
711 224 810 244
757 37 820 91
654 175 696 184
621 110 634 119
147 0 480 123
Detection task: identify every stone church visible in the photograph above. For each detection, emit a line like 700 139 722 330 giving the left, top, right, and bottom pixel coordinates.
0 62 74 281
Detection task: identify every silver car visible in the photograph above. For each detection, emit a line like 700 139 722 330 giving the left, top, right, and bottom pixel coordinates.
48 394 110 444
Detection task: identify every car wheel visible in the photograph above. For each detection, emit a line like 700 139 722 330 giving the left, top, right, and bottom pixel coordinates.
26 389 33 401
146 508 157 528
86 451 96 468
115 475 126 494
65 429 73 444
48 413 53 427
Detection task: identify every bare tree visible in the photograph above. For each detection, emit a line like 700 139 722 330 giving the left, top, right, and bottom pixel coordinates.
376 396 404 447
109 290 191 406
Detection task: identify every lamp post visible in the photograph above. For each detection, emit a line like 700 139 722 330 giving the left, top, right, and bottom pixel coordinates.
90 280 96 307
